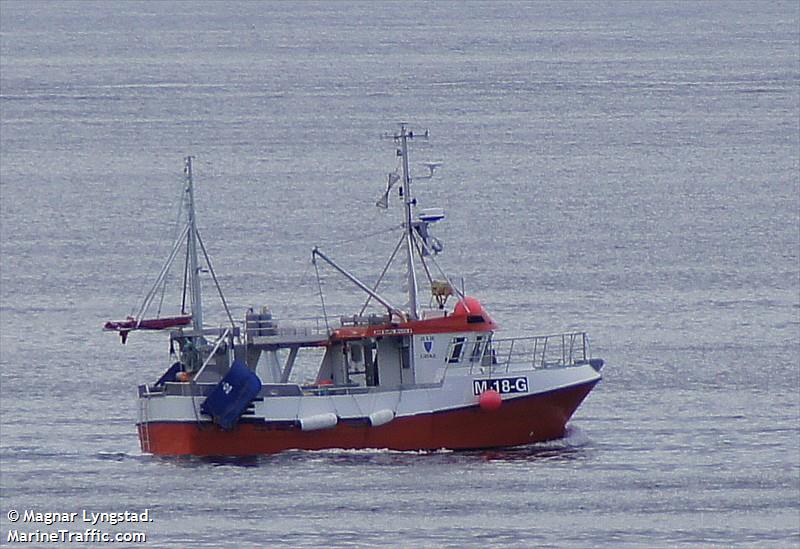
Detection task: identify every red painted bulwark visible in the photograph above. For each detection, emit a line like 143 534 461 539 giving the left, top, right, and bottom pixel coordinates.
139 381 597 456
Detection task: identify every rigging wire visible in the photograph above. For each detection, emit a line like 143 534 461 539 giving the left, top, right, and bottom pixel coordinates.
195 230 236 330
280 258 314 317
129 177 185 318
155 179 188 317
180 239 190 315
320 223 403 248
358 231 406 316
413 232 436 288
312 255 330 332
279 223 402 319
125 151 454 327
134 223 191 323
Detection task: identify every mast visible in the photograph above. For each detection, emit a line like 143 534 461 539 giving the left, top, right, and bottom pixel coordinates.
185 156 204 332
397 124 420 320
313 125 446 323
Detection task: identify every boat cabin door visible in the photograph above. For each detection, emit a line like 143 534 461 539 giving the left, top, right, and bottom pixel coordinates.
375 335 414 387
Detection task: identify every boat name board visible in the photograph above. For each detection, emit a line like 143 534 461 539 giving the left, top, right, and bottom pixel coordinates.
374 328 412 336
472 377 529 396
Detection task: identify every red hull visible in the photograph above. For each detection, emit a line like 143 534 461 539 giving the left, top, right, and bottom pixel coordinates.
139 381 598 456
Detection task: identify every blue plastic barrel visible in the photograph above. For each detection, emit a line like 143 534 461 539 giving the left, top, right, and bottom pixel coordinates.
200 360 262 430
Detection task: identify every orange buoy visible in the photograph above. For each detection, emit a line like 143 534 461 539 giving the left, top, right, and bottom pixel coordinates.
479 389 502 411
453 296 484 317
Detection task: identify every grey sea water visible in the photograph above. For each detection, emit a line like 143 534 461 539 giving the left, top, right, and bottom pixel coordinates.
1 1 798 547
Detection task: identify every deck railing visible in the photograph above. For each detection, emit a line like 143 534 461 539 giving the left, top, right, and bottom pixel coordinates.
474 332 589 374
244 315 330 341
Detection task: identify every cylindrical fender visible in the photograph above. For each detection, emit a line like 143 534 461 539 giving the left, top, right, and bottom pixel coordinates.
368 409 395 427
299 413 338 431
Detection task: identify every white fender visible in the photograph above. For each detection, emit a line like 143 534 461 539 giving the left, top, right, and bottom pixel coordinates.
299 413 338 431
368 409 395 427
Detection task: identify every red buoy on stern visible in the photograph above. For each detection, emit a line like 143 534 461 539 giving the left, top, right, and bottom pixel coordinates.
479 389 502 411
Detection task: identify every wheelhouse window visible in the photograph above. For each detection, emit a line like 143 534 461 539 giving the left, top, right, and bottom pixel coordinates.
448 337 466 364
470 335 484 363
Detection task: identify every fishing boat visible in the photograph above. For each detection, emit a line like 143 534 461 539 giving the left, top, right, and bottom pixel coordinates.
105 125 603 456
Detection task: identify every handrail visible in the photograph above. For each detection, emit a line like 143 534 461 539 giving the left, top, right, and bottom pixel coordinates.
490 331 587 343
244 315 331 340
479 332 589 374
